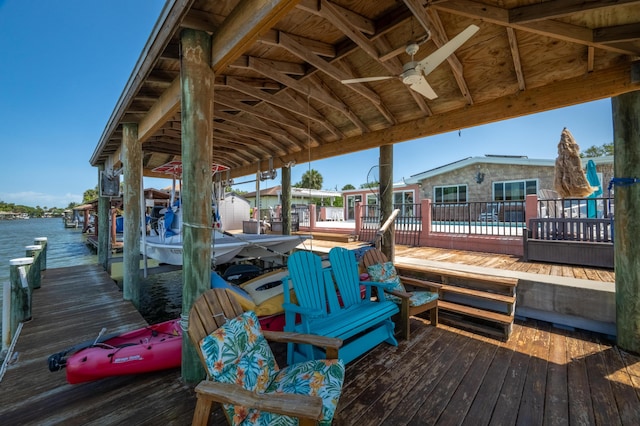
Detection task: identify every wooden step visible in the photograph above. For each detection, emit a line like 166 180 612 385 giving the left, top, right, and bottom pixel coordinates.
439 284 516 305
397 264 518 288
439 311 512 340
438 301 514 325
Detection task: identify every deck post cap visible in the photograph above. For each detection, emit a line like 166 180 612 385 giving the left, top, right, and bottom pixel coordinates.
10 257 34 266
25 245 41 250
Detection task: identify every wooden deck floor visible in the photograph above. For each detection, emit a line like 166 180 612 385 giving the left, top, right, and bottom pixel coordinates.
305 239 616 283
1 256 634 425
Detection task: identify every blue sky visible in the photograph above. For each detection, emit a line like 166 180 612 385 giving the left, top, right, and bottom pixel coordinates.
0 1 614 208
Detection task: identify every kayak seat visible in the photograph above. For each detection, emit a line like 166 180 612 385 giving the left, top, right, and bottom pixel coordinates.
187 288 346 426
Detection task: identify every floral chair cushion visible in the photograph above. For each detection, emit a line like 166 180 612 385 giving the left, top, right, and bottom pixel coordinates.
367 261 438 307
199 311 345 426
200 311 278 424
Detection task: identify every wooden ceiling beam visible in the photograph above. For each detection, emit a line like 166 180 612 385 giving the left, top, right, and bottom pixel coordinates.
266 61 640 171
506 27 526 91
215 96 308 132
297 0 376 35
258 29 336 58
213 132 270 161
278 31 382 105
432 0 640 55
509 0 640 24
136 0 301 144
246 57 358 118
594 23 640 44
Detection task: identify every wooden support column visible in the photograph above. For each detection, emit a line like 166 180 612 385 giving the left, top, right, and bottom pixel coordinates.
380 144 395 260
282 165 291 235
612 90 640 352
180 28 213 383
97 164 110 270
122 122 142 307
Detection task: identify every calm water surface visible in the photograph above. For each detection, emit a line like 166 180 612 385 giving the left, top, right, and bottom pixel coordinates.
0 218 182 333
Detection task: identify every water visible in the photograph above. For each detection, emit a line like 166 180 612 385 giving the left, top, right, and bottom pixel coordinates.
0 217 183 339
0 218 97 331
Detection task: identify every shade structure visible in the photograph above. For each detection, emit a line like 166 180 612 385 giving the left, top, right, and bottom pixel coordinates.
554 128 596 198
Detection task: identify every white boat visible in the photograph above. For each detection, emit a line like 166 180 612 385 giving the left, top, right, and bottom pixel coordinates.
141 160 309 266
143 232 248 266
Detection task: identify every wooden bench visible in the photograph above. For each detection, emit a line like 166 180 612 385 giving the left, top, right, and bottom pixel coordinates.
394 263 518 339
283 249 399 364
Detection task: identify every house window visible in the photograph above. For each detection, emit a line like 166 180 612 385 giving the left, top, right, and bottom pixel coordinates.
394 190 415 216
493 179 538 201
434 185 467 203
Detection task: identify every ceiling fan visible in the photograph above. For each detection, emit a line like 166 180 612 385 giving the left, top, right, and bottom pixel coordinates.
341 24 479 100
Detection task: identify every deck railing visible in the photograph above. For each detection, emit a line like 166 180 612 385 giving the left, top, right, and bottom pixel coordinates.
359 203 422 245
537 196 614 219
430 201 526 236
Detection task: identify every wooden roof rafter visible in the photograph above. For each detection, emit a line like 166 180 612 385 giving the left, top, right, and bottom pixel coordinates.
432 0 640 56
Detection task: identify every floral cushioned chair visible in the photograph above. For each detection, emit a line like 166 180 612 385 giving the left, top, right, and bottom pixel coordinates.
362 248 440 340
188 288 345 426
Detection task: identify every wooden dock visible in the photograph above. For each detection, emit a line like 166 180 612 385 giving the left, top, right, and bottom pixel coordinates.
2 253 636 425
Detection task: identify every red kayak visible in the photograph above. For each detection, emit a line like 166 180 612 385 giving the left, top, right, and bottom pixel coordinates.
48 319 182 384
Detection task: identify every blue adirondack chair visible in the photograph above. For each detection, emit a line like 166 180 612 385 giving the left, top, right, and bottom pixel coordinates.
283 249 399 365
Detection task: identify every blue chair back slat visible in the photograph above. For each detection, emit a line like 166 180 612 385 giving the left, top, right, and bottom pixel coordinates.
328 247 364 308
287 251 328 317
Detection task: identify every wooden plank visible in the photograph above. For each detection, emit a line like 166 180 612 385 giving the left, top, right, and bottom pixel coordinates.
602 345 640 425
581 334 622 425
412 329 492 422
378 330 474 424
544 327 569 426
517 322 551 425
440 283 516 304
435 330 501 425
566 330 596 425
461 322 524 425
488 322 536 425
334 325 445 423
438 301 514 325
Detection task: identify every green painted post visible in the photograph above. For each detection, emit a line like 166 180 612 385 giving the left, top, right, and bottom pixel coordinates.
613 90 640 353
180 28 213 383
34 237 47 271
25 245 42 289
9 257 34 330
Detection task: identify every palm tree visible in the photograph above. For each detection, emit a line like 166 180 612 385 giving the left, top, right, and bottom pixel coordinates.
297 169 323 189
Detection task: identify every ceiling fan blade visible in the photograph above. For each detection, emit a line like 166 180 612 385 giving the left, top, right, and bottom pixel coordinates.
418 24 480 76
341 76 394 84
409 77 438 100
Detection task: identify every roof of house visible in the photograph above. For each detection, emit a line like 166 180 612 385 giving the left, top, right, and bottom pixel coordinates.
405 155 613 183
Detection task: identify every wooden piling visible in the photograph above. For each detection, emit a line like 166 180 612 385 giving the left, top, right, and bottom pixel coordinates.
24 245 42 289
180 28 213 383
613 90 640 353
34 237 47 270
122 122 142 307
9 257 34 330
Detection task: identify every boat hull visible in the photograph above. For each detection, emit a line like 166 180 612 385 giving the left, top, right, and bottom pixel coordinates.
142 233 247 266
64 319 182 384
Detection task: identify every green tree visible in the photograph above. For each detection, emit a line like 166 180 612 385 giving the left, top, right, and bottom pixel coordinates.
360 181 378 189
580 143 614 157
83 186 99 203
342 184 355 190
296 169 323 190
